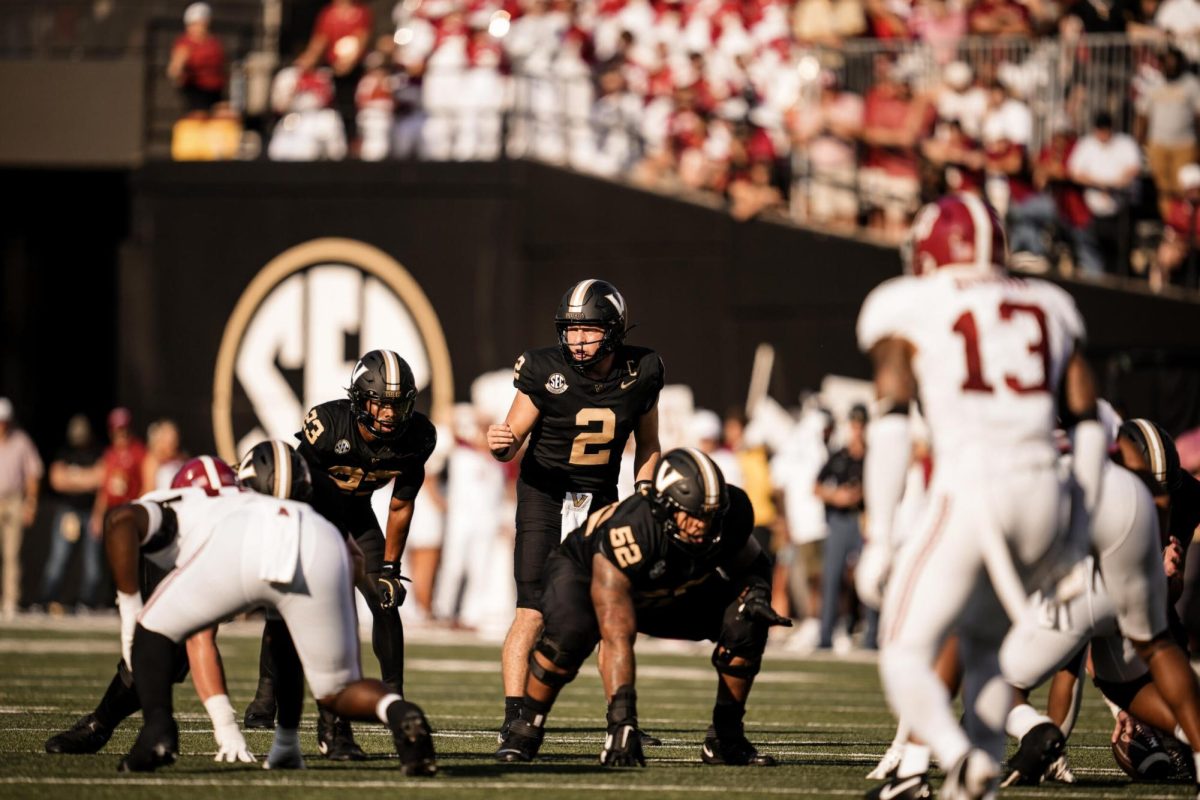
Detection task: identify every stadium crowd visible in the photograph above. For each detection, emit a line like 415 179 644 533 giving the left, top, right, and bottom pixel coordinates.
166 0 1200 292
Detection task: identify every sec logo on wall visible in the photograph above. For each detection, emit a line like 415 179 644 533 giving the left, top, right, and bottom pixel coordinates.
212 238 454 464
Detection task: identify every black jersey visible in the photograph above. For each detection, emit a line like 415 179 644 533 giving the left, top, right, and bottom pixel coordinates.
561 486 756 608
513 344 664 495
1170 471 1200 543
295 399 436 521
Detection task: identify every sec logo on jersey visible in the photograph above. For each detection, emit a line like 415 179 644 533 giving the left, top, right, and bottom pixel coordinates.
212 238 454 463
545 373 568 395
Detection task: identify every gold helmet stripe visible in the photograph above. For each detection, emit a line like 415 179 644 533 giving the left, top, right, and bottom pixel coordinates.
272 440 291 499
682 447 719 507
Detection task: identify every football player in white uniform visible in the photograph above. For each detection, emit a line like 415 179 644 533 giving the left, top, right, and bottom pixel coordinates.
856 193 1102 799
108 450 436 776
45 457 254 763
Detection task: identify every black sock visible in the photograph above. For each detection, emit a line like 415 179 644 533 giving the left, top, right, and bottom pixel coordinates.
504 696 523 723
266 618 304 729
713 701 746 737
94 671 141 730
518 696 552 727
131 625 177 730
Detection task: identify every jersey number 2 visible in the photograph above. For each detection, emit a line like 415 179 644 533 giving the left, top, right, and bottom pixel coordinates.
570 408 616 466
951 303 1051 395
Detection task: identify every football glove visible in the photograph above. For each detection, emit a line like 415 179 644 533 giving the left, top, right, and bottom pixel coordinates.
737 580 792 627
600 685 645 767
377 561 410 610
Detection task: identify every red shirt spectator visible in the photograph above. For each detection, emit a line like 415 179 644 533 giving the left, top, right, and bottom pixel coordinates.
986 138 1035 202
171 32 226 92
968 0 1033 35
1165 196 1200 244
310 0 373 71
1036 132 1090 228
863 80 934 177
91 408 146 538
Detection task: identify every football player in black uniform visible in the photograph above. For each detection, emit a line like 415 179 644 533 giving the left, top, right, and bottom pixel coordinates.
242 349 436 760
486 279 663 740
495 448 792 765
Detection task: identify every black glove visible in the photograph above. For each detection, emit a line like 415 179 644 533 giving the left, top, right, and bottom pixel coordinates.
600 685 645 767
737 580 792 627
377 561 410 610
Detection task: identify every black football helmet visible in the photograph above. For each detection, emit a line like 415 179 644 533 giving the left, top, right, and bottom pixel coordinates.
650 448 730 550
1118 418 1182 495
238 440 313 502
347 349 418 439
555 279 627 373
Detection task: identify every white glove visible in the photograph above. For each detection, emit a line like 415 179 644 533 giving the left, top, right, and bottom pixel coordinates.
205 694 256 764
855 540 891 611
115 590 143 671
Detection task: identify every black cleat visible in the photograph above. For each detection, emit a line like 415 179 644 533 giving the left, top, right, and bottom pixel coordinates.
243 693 276 730
639 727 663 747
317 711 367 761
388 700 437 777
117 719 178 773
864 773 932 800
46 713 113 754
701 726 776 766
495 719 544 763
498 708 519 745
1002 721 1065 787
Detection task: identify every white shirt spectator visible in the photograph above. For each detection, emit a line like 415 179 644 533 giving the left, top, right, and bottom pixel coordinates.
1067 131 1142 216
981 96 1032 146
937 85 989 140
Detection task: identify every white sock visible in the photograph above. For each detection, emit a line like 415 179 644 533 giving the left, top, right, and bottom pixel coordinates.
1007 703 1053 741
1175 724 1192 747
376 693 403 725
898 743 930 778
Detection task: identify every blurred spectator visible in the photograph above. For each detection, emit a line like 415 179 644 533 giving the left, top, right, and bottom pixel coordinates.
90 409 146 549
1154 161 1200 289
0 398 43 620
936 61 989 141
1035 122 1092 269
865 0 914 38
793 0 868 44
38 415 102 615
268 67 348 160
724 408 781 553
729 160 787 220
356 51 398 161
1067 110 1142 274
402 423 450 622
990 127 1054 257
909 0 968 63
790 71 864 230
923 118 985 195
968 0 1034 34
690 409 744 486
167 2 226 115
981 79 1033 150
433 405 506 625
141 419 185 491
813 403 871 651
1154 0 1200 42
859 58 934 239
1135 47 1200 217
771 406 834 633
298 0 374 146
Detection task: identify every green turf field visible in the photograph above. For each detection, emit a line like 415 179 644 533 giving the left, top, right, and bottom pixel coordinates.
0 619 1190 799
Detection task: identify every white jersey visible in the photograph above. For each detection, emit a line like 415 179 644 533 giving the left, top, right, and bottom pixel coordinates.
133 487 311 581
857 269 1085 465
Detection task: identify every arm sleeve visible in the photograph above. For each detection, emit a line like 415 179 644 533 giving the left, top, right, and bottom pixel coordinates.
130 500 178 554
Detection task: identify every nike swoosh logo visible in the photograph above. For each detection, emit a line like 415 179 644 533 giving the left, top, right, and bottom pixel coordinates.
620 378 637 390
878 775 923 800
702 744 715 759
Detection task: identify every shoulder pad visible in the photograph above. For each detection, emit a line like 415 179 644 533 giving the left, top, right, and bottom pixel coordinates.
857 276 922 353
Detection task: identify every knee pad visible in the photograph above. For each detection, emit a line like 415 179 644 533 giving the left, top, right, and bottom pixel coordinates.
530 636 583 689
712 645 761 679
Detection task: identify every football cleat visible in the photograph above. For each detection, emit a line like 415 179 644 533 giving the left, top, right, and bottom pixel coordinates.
1001 721 1065 787
700 726 776 766
316 710 367 761
242 685 276 730
388 700 437 777
941 749 999 800
495 719 544 763
262 740 305 770
866 743 903 781
638 727 663 747
864 773 932 800
46 713 113 754
117 719 178 773
1043 753 1076 784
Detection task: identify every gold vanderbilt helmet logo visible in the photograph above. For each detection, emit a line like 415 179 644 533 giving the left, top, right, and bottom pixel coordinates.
212 238 454 463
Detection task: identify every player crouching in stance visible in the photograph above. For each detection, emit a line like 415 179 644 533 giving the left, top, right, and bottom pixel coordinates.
495 448 791 767
106 445 436 776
